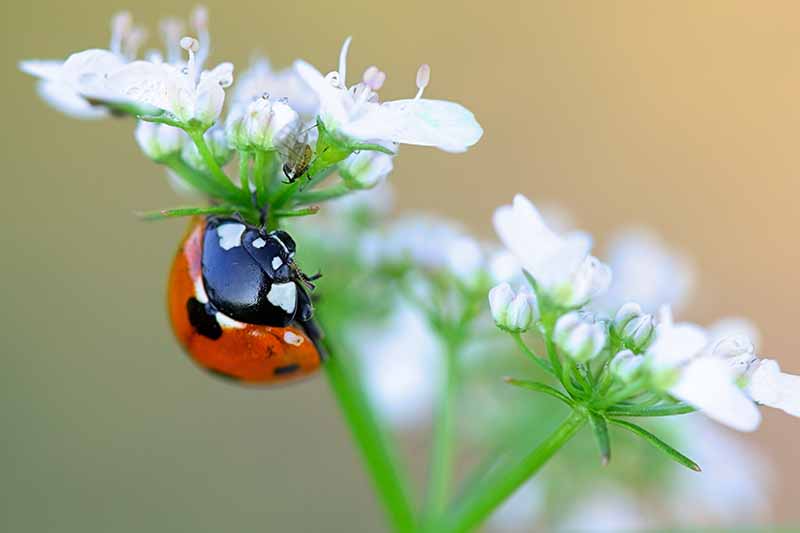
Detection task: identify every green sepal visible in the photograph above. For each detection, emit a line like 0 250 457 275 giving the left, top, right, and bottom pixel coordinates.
136 205 257 221
608 418 701 472
606 402 696 418
588 411 611 466
503 377 573 407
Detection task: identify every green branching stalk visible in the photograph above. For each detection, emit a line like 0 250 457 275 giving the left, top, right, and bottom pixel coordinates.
444 409 587 533
186 128 249 204
608 418 701 472
321 337 417 533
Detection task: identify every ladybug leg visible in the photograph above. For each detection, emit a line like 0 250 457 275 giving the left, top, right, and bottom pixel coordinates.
296 285 314 322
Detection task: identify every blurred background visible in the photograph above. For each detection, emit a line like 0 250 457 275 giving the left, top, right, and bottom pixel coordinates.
3 0 800 531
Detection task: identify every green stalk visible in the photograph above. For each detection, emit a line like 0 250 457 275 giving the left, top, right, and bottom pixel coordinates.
444 409 587 533
423 338 459 526
165 157 239 203
238 151 250 191
187 129 248 204
252 149 269 206
322 340 416 533
510 333 555 377
294 183 351 205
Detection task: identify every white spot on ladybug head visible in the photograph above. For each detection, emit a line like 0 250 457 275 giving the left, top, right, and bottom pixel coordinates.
217 223 245 250
267 282 297 313
283 331 304 346
194 277 209 304
272 256 283 270
215 311 246 329
252 237 266 248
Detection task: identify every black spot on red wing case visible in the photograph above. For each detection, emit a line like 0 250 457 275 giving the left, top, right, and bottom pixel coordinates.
273 363 301 375
186 297 222 340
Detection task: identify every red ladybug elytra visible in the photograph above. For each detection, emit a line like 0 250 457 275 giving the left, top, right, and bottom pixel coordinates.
167 216 325 384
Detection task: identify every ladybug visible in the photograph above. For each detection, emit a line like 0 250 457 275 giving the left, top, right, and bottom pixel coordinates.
167 216 325 384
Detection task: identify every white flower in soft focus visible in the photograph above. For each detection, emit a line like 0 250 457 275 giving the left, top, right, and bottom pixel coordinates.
19 12 147 119
444 234 485 287
295 37 483 152
232 58 319 117
339 146 395 189
135 121 183 160
108 37 233 126
557 487 648 532
487 249 523 285
596 228 695 314
354 304 442 428
646 310 762 431
488 480 544 532
668 416 771 526
329 181 394 217
554 311 607 362
745 359 800 417
226 94 300 151
493 195 611 308
489 283 536 332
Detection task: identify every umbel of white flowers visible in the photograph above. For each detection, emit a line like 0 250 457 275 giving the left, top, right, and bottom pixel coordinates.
490 194 800 432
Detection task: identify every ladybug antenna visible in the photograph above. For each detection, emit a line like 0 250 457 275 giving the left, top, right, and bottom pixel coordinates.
290 262 322 291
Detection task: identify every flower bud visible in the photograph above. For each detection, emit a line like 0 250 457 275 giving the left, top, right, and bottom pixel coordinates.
134 121 183 161
610 349 644 382
489 283 535 332
339 147 395 189
613 302 655 353
554 311 607 362
226 95 300 151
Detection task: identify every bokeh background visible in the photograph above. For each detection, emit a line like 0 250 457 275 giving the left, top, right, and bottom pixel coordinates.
3 0 800 531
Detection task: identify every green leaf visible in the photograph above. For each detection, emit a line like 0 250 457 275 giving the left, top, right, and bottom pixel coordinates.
588 412 611 466
137 114 183 128
503 377 574 407
608 418 701 472
136 205 252 221
274 206 320 218
606 402 696 418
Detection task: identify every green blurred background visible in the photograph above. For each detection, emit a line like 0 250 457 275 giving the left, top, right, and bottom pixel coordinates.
3 0 800 530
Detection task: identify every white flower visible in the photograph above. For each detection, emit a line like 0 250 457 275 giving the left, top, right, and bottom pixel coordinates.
489 283 536 332
646 313 761 432
226 94 300 151
443 235 485 287
595 228 694 314
745 359 800 417
108 37 233 126
232 58 319 117
554 311 607 362
135 121 183 160
493 194 612 308
294 37 483 152
339 147 395 189
352 304 442 428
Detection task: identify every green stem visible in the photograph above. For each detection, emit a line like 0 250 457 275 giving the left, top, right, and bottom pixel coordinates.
510 333 555 377
445 409 587 533
423 337 460 526
187 129 248 204
238 151 250 191
322 340 416 533
252 149 269 206
164 157 238 203
294 183 351 205
606 403 695 417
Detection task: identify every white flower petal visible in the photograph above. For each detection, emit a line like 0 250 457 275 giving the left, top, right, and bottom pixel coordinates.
19 59 64 80
346 99 483 152
294 59 348 125
670 357 761 432
746 359 800 417
107 60 183 115
647 322 708 370
35 80 109 119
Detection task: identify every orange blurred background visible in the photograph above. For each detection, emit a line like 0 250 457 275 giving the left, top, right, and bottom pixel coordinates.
2 0 799 530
